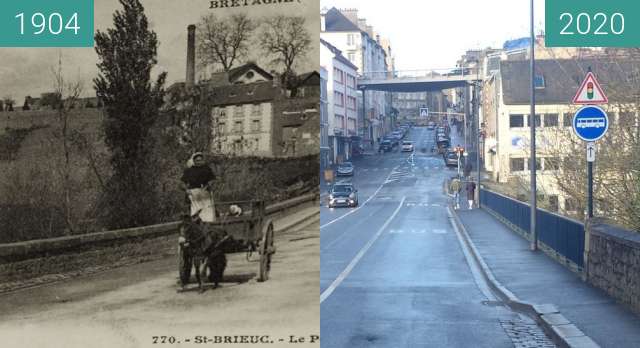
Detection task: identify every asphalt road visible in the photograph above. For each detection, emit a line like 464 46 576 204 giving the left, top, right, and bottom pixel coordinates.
0 209 320 348
320 126 544 347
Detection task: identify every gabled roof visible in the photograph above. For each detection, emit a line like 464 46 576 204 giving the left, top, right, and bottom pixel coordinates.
324 7 360 32
228 62 273 82
201 62 273 88
320 39 358 71
501 58 640 105
298 71 320 86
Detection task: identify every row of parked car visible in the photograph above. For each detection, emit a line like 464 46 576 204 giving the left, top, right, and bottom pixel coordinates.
379 124 412 152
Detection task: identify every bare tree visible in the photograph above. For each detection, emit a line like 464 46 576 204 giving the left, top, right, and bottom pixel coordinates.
259 15 311 93
197 13 256 72
538 56 640 230
50 57 84 233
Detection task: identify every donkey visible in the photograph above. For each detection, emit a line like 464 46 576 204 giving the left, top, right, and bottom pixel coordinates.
179 213 228 292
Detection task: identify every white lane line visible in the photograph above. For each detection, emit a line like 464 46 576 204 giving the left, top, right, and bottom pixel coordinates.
320 197 406 304
320 167 396 229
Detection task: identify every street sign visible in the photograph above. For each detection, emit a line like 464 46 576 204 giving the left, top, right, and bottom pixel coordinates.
586 142 596 162
420 107 429 118
572 105 609 142
573 72 608 104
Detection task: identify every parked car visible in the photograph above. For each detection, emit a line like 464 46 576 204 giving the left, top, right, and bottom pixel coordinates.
427 121 436 130
444 150 463 167
379 140 393 152
327 182 359 208
387 136 400 147
336 162 355 176
401 141 414 152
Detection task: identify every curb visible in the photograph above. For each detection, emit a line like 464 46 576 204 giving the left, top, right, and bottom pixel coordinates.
449 206 601 348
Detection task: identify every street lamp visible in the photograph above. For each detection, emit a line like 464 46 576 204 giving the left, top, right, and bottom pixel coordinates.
529 0 538 251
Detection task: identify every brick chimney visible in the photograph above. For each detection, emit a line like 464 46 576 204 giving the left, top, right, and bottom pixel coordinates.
186 24 196 87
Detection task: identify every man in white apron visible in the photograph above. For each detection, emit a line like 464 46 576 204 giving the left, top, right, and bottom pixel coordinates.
181 152 216 222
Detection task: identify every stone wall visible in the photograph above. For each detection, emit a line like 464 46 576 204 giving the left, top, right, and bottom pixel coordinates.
0 222 179 286
587 220 640 315
0 194 316 292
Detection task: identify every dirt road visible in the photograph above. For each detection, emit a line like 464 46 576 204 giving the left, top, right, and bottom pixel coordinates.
0 210 319 348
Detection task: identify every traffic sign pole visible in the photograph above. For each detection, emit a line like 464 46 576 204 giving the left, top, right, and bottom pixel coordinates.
588 160 593 218
572 68 608 220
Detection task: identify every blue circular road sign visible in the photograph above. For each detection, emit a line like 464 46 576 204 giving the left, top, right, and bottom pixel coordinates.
573 105 609 142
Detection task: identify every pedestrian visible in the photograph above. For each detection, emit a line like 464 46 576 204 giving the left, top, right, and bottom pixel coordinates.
449 177 462 209
466 180 476 210
464 161 472 179
180 152 216 222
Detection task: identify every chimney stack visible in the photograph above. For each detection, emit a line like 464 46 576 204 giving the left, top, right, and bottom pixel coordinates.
186 24 196 87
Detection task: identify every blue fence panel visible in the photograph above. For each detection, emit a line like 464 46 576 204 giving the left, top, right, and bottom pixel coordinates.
480 189 584 268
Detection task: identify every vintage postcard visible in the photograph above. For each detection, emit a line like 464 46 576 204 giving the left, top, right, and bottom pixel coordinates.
0 1 320 347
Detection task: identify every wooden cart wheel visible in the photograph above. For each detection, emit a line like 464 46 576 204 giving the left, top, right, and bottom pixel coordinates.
258 220 275 282
178 246 192 286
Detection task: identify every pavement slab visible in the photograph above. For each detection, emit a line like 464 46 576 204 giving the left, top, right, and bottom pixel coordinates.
457 208 640 348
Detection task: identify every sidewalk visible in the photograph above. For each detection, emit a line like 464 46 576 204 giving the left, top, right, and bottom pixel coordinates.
456 208 640 348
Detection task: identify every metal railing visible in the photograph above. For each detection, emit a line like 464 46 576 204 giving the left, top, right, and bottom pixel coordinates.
480 189 584 268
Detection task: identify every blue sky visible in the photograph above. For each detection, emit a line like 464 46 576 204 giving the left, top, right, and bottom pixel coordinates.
321 0 546 71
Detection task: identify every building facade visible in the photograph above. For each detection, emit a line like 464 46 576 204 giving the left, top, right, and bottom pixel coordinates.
320 67 330 168
321 38 359 164
482 58 639 218
321 7 389 146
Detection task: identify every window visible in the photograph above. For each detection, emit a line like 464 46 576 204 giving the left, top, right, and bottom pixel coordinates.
563 113 573 127
618 112 636 127
335 115 345 130
509 114 524 128
564 197 579 211
252 103 262 116
348 52 356 63
527 114 542 127
510 158 525 172
347 96 357 110
548 195 559 212
234 105 244 118
246 71 254 79
219 109 227 118
233 120 243 133
534 74 545 89
346 74 356 88
334 68 344 84
218 122 226 135
544 157 560 171
347 34 355 46
334 91 344 107
251 120 261 132
544 113 558 127
529 157 542 171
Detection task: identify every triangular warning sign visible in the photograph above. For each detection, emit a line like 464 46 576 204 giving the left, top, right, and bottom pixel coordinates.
573 72 608 104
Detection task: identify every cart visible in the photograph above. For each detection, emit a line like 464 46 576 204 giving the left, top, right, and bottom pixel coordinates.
178 199 275 290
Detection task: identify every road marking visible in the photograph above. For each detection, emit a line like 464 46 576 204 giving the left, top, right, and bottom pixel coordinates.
320 167 397 229
389 229 402 234
432 229 447 234
320 197 406 304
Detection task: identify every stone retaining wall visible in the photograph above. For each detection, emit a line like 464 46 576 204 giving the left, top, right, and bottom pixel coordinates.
0 194 316 289
587 221 640 315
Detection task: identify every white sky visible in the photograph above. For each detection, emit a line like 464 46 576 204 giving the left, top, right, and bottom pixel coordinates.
321 0 546 71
